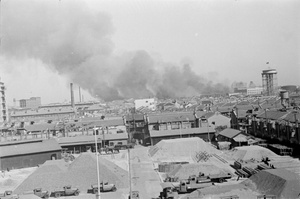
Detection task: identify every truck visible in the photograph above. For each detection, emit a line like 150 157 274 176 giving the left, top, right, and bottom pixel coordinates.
33 188 50 199
91 182 117 193
0 191 19 199
189 172 232 183
164 172 232 184
158 183 179 199
177 180 214 193
51 186 80 198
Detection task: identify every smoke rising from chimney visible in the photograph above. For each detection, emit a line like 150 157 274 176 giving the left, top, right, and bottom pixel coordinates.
1 0 229 101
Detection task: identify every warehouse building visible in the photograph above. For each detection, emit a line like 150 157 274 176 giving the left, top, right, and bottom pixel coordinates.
0 139 62 170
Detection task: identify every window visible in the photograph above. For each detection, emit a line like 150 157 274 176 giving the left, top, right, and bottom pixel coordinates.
110 142 114 146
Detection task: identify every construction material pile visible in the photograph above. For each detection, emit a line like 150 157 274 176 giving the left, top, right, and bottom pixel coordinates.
242 169 300 198
230 145 278 162
167 163 230 180
14 152 128 193
149 137 220 162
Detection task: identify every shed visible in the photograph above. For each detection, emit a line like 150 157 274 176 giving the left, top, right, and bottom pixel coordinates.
217 128 248 148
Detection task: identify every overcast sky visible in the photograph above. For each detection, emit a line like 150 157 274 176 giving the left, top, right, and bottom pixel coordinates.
0 0 299 105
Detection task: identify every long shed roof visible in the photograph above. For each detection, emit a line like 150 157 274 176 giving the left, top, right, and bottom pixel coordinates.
0 139 61 157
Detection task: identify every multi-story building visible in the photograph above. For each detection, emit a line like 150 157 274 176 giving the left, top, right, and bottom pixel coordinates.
0 81 8 124
247 87 263 96
19 97 41 108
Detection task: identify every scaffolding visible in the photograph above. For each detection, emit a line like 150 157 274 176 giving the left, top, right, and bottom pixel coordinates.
262 69 278 96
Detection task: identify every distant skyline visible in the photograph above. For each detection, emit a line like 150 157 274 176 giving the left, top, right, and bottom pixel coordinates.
0 0 299 105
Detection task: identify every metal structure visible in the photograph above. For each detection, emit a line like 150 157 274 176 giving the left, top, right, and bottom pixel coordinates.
262 69 278 96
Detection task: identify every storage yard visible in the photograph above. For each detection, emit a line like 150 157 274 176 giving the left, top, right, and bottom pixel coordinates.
1 137 300 199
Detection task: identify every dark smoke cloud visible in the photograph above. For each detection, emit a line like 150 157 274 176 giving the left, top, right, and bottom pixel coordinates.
1 0 229 101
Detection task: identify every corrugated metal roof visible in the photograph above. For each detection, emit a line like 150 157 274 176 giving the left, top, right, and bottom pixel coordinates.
57 133 128 146
218 128 241 139
149 127 215 138
0 139 61 157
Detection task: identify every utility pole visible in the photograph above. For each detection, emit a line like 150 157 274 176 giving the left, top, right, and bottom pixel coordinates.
94 127 101 199
128 148 132 199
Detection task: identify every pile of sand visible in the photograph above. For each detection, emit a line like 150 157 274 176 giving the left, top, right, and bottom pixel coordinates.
149 137 220 162
14 152 129 193
230 145 278 161
168 163 228 180
242 169 300 198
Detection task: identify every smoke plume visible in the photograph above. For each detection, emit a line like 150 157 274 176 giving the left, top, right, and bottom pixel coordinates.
1 0 229 101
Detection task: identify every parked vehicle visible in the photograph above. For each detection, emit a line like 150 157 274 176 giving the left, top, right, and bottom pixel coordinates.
128 191 140 199
51 186 79 198
158 183 178 199
91 182 117 193
189 172 232 183
33 188 50 199
0 191 19 199
177 180 214 193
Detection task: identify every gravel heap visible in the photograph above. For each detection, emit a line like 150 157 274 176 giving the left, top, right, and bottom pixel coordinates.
14 152 128 193
242 169 300 198
230 145 278 162
168 163 227 180
149 137 220 162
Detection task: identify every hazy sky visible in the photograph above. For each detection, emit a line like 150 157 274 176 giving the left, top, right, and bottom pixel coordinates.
0 0 299 105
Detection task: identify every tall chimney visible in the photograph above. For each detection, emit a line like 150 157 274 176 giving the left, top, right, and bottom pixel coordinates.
79 86 82 102
70 83 75 108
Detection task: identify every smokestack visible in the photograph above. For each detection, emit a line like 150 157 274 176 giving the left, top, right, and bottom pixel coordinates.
70 83 75 108
79 86 82 102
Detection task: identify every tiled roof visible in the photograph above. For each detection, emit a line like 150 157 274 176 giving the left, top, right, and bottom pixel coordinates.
149 127 215 138
280 111 300 122
212 106 233 113
125 114 144 121
195 111 206 118
232 109 249 118
0 139 61 157
256 110 290 120
148 112 195 123
218 128 241 139
234 104 254 110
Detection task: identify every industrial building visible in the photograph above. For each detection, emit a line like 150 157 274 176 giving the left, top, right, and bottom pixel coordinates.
0 139 61 170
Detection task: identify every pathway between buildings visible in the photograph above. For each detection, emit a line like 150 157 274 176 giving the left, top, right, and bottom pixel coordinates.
130 145 162 199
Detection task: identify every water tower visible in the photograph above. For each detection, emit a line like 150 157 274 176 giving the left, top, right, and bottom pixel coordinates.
262 69 278 96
